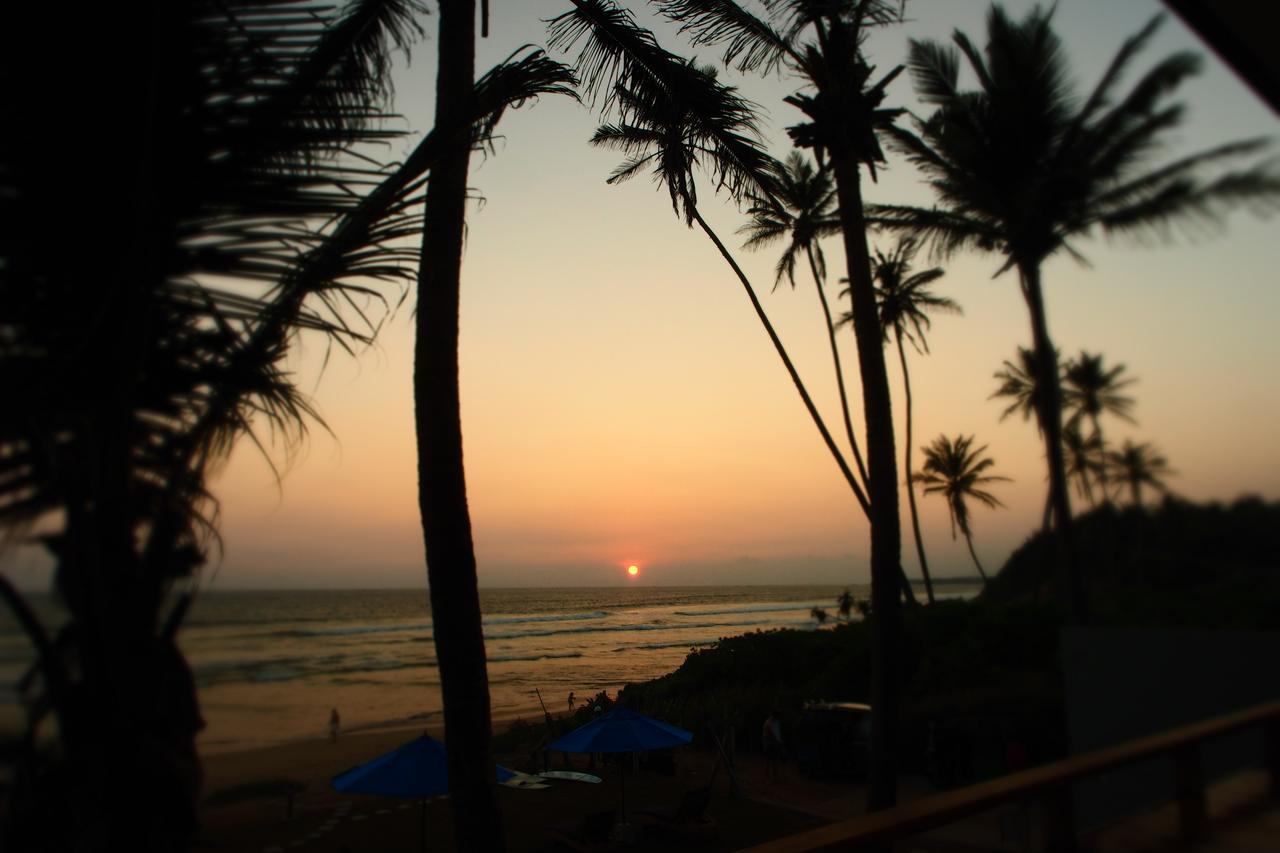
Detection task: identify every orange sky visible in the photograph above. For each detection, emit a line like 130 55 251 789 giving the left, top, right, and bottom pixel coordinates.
5 1 1278 590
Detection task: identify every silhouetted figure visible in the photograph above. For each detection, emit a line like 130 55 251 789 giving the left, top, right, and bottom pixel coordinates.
568 691 576 712
329 708 341 742
763 710 784 781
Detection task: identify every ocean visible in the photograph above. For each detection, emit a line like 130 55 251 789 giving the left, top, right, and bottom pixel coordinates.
0 583 979 754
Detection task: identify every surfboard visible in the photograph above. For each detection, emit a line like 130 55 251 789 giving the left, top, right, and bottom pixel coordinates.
537 771 602 784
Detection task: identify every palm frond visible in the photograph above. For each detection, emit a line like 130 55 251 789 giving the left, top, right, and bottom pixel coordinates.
654 0 793 73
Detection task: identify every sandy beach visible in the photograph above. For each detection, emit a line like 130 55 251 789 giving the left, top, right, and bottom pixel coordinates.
196 715 860 852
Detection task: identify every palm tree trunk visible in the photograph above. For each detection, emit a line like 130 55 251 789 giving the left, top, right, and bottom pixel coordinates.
1019 262 1087 624
1091 414 1112 505
830 155 905 814
805 246 870 492
415 2 505 849
690 208 870 515
963 530 989 582
691 208 918 605
895 332 936 604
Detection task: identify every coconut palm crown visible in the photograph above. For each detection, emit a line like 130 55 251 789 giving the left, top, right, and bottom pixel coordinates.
916 434 1009 581
870 5 1279 620
1108 440 1174 507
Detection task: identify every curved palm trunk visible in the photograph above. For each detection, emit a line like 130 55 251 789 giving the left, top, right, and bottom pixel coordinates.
963 529 989 582
895 331 936 604
415 2 505 849
805 246 871 492
1019 262 1087 623
691 209 918 605
691 208 871 515
831 155 905 813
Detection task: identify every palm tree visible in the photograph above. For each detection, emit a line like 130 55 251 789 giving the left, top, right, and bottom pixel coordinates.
916 435 1010 581
853 236 960 604
992 346 1062 530
642 0 913 811
741 152 870 490
1107 440 1173 507
1062 423 1107 507
1063 351 1135 503
991 347 1060 433
0 1 432 847
872 6 1280 622
837 588 855 620
414 6 574 849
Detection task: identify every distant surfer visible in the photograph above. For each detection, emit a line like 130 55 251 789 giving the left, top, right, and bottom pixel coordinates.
329 707 341 741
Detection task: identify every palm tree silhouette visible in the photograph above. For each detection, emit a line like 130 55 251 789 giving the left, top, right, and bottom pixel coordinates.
871 6 1279 622
992 347 1061 433
837 588 856 620
741 152 870 490
857 237 960 605
1063 352 1135 505
1107 440 1173 508
639 0 913 810
992 346 1062 530
0 2 439 847
414 7 575 848
1062 423 1107 507
916 435 1009 582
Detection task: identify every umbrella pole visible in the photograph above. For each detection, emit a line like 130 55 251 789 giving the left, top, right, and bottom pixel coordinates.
420 797 426 853
621 756 627 824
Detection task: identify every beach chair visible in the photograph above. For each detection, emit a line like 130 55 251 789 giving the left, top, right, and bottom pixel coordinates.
545 809 618 852
634 786 717 842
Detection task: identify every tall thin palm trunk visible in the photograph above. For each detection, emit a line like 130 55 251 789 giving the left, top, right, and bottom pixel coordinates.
963 530 989 582
805 246 870 491
691 209 867 512
1091 412 1112 504
894 330 935 604
832 154 904 813
414 2 505 848
1020 263 1086 622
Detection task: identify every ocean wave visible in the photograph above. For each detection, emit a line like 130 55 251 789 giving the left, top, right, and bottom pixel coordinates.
483 617 781 641
617 639 721 651
482 611 609 626
672 601 831 617
270 622 432 639
488 650 584 663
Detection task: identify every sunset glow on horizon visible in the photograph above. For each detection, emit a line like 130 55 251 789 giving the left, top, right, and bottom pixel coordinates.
5 0 1276 595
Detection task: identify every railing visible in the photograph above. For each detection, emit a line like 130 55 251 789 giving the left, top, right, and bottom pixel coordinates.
742 698 1280 853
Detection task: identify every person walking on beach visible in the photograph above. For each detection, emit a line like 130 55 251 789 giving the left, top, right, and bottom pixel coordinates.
763 710 784 781
568 691 576 712
329 708 341 742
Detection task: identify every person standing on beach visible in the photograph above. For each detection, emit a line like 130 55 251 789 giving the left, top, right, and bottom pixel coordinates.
568 692 576 712
329 708 341 742
763 710 784 781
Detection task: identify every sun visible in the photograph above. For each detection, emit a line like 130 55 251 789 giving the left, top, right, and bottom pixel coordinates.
627 564 640 578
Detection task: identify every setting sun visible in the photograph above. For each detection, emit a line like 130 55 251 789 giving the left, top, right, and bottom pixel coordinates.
627 565 640 577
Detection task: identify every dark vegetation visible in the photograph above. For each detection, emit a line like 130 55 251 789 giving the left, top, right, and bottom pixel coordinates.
608 497 1280 777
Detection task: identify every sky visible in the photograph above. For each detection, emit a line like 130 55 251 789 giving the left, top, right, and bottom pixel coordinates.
6 0 1279 590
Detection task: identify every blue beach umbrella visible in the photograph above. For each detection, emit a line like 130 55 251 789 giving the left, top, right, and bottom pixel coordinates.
332 734 515 851
331 733 514 797
548 707 692 820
